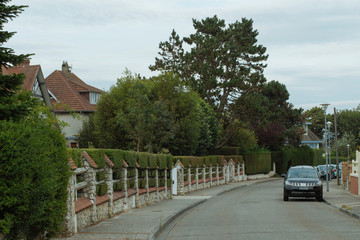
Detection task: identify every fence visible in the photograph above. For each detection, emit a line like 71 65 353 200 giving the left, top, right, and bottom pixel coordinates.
63 151 250 236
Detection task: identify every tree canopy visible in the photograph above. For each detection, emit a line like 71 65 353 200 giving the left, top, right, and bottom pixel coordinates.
150 16 268 147
0 1 36 121
82 71 219 155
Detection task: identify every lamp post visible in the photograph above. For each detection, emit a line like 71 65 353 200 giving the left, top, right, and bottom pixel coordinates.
321 103 330 192
347 144 350 161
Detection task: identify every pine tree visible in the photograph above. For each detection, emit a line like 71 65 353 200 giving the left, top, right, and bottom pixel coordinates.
0 0 35 121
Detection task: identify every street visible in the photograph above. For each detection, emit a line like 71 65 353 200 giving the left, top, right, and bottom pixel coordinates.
158 180 360 240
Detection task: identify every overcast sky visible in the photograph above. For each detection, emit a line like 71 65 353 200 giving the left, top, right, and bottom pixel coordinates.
6 0 360 111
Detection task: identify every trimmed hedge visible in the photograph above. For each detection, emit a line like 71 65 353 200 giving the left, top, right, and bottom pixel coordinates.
211 147 241 156
272 146 324 174
104 149 125 168
68 148 83 167
243 152 271 175
96 183 108 196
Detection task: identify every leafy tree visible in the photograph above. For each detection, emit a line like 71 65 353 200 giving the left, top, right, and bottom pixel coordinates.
87 71 219 155
239 80 303 150
150 16 268 147
0 1 36 121
78 114 98 148
303 106 329 139
336 108 360 145
227 120 258 152
0 116 70 239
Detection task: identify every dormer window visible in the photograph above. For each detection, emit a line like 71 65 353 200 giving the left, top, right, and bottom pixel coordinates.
89 92 100 104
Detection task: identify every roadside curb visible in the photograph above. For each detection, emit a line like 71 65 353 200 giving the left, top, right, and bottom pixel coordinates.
147 199 207 240
323 199 360 221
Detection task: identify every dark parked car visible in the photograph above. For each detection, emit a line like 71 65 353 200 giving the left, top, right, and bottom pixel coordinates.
317 164 332 180
283 165 323 201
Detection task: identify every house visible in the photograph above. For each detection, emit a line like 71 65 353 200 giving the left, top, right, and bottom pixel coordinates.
301 122 322 149
45 61 102 148
1 59 53 107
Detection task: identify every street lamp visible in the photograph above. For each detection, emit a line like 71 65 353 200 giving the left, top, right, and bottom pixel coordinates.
347 144 350 161
321 103 330 192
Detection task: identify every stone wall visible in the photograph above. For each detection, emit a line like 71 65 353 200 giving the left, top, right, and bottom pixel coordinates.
63 152 248 237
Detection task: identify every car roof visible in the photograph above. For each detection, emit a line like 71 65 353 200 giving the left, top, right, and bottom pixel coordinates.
289 165 315 169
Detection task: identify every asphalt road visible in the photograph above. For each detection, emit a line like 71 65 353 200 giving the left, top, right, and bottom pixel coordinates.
158 180 360 240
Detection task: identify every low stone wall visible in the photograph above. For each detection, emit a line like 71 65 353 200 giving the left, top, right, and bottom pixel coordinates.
63 152 251 237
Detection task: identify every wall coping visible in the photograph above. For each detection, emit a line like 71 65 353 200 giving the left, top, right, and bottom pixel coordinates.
75 197 93 213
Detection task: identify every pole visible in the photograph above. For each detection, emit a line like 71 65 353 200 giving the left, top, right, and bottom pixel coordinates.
325 112 329 191
334 108 339 185
321 104 330 192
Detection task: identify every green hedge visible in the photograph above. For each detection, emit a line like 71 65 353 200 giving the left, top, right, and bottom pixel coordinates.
224 155 243 164
68 148 83 167
96 183 108 196
211 147 241 155
104 149 125 168
243 152 271 175
86 149 106 168
272 146 325 174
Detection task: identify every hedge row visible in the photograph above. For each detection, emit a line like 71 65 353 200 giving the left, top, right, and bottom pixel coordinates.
173 155 225 167
243 152 271 175
271 146 324 174
68 149 173 170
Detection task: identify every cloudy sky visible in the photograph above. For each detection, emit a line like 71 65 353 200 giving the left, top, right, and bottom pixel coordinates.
5 0 360 111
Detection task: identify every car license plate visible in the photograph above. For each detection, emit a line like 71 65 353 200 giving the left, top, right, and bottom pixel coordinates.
298 186 308 190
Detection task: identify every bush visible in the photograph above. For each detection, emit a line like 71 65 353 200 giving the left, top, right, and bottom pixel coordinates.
243 152 271 175
104 149 125 169
0 119 71 239
96 183 108 196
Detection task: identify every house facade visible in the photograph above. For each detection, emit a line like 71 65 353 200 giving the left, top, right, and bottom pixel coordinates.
301 122 322 149
45 62 102 147
1 59 53 108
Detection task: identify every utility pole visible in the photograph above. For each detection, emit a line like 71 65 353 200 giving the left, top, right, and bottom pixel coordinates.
334 108 339 186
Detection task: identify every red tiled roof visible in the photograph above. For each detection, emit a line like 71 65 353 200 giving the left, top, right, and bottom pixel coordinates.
1 64 39 91
45 70 102 112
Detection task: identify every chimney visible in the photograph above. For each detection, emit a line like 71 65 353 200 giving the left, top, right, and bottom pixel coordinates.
61 61 72 78
17 59 30 67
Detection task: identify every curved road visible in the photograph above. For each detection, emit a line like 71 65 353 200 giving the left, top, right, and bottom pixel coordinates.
158 180 360 240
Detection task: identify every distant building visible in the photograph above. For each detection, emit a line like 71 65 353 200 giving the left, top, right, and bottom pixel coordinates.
301 122 322 149
1 59 53 107
45 61 102 147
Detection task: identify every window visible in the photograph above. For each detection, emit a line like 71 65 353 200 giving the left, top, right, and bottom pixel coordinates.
89 92 100 104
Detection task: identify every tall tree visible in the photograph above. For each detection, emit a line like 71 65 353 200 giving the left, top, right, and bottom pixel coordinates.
0 1 36 121
150 16 268 147
239 80 303 150
88 71 219 155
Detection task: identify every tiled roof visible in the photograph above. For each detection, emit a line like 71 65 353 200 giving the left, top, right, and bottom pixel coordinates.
1 64 39 91
302 129 322 142
45 70 102 112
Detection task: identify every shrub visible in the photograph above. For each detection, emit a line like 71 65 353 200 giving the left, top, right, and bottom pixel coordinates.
243 152 271 175
104 149 124 169
137 152 149 169
0 119 71 239
96 183 108 196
